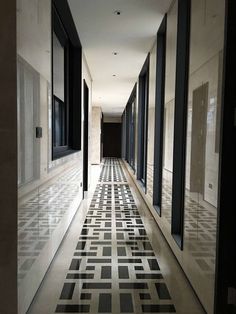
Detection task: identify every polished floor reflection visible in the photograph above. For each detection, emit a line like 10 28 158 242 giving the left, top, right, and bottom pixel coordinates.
161 175 216 278
18 166 82 283
28 158 204 314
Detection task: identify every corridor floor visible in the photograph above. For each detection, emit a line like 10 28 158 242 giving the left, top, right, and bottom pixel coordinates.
28 158 204 314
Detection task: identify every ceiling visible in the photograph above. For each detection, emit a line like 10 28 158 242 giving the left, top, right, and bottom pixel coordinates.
68 0 172 116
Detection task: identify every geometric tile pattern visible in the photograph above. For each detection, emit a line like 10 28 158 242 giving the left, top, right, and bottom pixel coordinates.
161 177 217 278
18 166 82 284
99 157 127 182
55 158 176 313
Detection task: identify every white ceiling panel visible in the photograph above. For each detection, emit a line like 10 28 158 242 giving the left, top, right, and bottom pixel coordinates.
68 0 172 116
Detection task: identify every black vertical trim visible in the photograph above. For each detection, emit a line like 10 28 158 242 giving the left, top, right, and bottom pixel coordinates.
122 111 126 159
131 87 136 171
101 113 104 161
153 15 167 216
137 79 143 179
83 80 89 195
69 46 82 150
171 0 191 249
53 0 82 48
214 1 236 313
125 107 129 161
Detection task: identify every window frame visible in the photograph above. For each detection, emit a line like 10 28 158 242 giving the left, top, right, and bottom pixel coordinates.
153 15 167 216
52 1 82 160
137 55 150 190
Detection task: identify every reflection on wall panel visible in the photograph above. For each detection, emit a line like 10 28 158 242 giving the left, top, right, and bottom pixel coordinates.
161 0 178 230
124 0 226 313
17 57 40 185
215 50 223 154
17 1 88 313
190 83 208 194
184 0 225 312
163 100 174 172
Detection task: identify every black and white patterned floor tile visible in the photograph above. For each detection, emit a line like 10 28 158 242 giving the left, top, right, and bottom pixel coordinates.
99 158 127 183
55 158 176 313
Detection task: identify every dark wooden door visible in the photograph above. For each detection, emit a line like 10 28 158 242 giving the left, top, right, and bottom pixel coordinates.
103 123 121 157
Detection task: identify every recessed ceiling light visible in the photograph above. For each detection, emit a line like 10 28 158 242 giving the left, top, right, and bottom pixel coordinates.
113 74 116 77
114 10 121 16
113 52 118 56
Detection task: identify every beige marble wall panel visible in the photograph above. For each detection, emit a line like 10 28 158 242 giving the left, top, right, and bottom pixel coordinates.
185 0 225 207
189 0 225 74
17 0 51 82
39 76 48 178
82 54 93 189
91 107 102 164
163 99 174 172
186 55 221 206
164 0 178 105
162 0 177 176
146 42 157 198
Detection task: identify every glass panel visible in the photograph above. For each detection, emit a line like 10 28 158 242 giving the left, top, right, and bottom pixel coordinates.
184 0 225 311
141 72 149 185
147 43 156 199
161 0 178 228
54 98 61 146
17 58 39 185
53 32 65 102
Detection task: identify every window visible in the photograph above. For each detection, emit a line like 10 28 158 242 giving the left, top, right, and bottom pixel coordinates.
52 30 67 149
53 96 66 147
52 8 69 157
52 2 82 159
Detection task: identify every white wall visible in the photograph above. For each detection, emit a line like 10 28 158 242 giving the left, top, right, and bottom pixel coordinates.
91 107 102 164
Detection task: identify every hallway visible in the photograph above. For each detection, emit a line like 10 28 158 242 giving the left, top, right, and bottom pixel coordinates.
28 158 203 314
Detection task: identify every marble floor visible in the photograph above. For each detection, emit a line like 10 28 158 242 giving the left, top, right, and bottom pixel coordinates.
28 158 204 314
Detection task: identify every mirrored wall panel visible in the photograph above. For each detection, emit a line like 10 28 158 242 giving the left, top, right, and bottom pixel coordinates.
17 1 83 313
184 0 225 312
